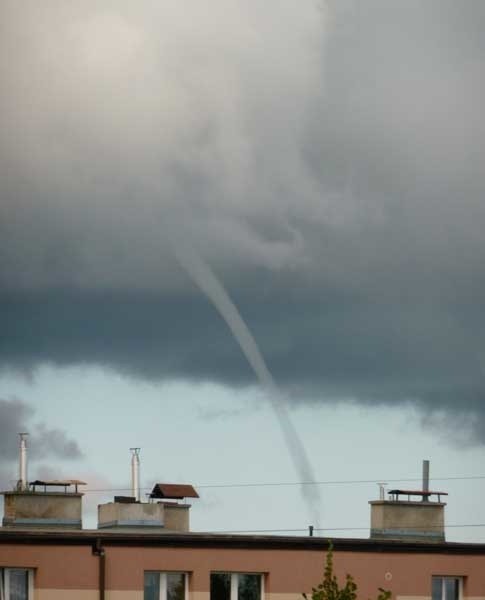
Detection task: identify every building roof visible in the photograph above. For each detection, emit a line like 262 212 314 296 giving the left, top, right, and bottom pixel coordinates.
150 483 199 500
0 528 484 555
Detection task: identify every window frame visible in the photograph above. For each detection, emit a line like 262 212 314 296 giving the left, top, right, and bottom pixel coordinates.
0 568 34 600
432 576 463 600
144 571 189 600
211 572 265 600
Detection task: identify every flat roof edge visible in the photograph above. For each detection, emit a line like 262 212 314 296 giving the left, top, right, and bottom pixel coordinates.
0 530 485 554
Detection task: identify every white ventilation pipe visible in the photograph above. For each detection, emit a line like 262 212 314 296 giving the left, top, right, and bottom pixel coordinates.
377 482 387 501
130 448 141 502
19 433 28 491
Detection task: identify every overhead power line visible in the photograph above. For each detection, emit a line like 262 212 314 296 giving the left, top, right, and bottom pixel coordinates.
197 475 485 489
82 474 485 493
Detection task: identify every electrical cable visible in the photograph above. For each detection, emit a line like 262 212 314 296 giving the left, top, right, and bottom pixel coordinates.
81 474 485 493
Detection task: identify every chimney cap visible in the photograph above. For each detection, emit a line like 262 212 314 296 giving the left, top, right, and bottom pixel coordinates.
150 483 199 500
29 479 86 493
387 489 447 502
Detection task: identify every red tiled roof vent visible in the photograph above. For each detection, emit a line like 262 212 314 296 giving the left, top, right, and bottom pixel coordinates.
150 483 199 500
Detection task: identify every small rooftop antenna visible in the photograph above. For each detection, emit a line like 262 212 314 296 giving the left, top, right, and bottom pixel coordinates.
18 433 29 491
377 482 387 501
130 448 141 502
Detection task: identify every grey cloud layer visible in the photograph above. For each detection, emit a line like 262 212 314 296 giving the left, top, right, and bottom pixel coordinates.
1 2 485 439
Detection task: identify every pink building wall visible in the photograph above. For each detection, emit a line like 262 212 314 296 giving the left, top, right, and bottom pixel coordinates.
1 533 485 598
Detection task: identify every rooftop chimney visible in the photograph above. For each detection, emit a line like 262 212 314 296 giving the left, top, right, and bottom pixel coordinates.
2 435 86 529
369 460 447 542
2 479 86 529
98 481 198 532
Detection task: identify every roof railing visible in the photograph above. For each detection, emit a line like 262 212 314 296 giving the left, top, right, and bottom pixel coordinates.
387 489 448 503
28 479 87 494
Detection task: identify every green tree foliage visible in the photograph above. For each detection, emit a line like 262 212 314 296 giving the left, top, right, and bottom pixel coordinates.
302 543 391 600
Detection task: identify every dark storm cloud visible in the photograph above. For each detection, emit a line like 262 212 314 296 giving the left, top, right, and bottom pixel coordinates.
1 2 485 440
0 398 83 463
0 399 31 459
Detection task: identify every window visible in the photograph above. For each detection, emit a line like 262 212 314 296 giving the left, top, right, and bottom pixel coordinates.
432 577 462 600
144 572 188 600
211 573 263 600
0 569 34 600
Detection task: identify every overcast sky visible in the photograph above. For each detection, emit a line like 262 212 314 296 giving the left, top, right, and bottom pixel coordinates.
1 0 485 540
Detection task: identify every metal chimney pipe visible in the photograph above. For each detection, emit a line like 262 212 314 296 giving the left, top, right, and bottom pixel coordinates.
19 433 28 491
130 448 141 502
422 459 430 502
377 482 387 501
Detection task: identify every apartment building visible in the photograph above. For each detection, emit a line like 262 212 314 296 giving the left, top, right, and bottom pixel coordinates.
1 442 484 600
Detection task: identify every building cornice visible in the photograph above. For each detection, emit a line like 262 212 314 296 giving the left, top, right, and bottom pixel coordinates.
1 529 485 555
